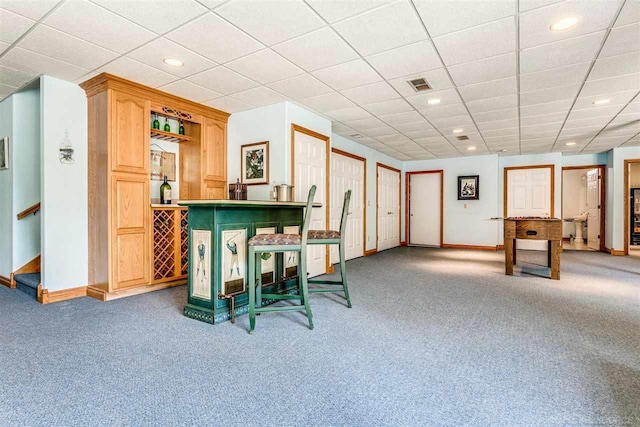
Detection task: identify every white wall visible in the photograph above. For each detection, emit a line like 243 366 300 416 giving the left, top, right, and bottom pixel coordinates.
40 76 88 291
562 169 588 238
610 146 640 251
12 88 41 271
404 155 500 247
150 137 179 202
0 96 13 277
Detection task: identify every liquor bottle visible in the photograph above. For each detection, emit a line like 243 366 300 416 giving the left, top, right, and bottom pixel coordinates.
152 113 160 130
178 120 185 135
160 175 171 204
164 118 171 132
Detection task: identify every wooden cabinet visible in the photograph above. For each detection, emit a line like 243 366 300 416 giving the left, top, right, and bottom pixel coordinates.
81 73 229 300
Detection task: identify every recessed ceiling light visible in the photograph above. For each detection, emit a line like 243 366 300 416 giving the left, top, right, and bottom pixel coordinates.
427 98 441 105
565 141 576 146
350 133 363 139
592 98 610 105
550 17 578 31
452 128 464 134
163 57 184 67
467 146 476 151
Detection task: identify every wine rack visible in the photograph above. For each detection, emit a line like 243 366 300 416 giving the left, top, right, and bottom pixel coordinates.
152 207 188 283
180 210 189 276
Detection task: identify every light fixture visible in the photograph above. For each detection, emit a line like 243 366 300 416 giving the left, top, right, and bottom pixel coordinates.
453 128 464 134
499 149 508 152
592 98 610 105
427 98 441 105
550 17 578 31
163 57 184 67
565 141 576 146
467 146 476 151
349 133 363 139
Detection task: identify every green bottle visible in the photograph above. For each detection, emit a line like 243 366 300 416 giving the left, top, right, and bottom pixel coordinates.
179 120 185 135
164 118 171 133
152 113 160 130
160 175 171 204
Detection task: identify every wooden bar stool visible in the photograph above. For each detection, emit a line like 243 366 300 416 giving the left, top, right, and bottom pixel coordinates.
307 190 352 308
247 185 316 334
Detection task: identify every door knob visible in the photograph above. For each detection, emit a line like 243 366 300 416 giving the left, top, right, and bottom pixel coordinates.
387 211 393 215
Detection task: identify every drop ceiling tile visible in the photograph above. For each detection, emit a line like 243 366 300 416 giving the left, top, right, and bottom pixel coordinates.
0 41 8 55
0 8 35 44
93 0 207 34
520 111 567 126
404 129 441 139
341 81 400 105
415 136 449 145
482 127 519 137
157 80 222 102
0 82 17 97
0 0 61 20
466 94 517 114
413 0 514 38
380 111 425 125
447 52 516 86
557 125 603 137
589 52 640 81
520 0 618 49
231 86 289 107
332 122 357 134
268 73 333 99
226 49 304 85
430 114 474 128
521 130 559 140
388 68 454 97
324 106 372 122
18 25 118 70
96 57 177 87
128 37 217 78
197 0 226 9
614 0 640 27
344 117 387 131
567 105 626 121
332 1 426 57
366 40 441 80
574 90 639 109
520 84 581 106
166 13 263 63
419 103 468 120
582 73 640 96
272 27 359 72
0 65 35 87
484 135 518 145
204 96 254 113
43 0 156 54
521 122 562 135
405 88 461 109
477 117 519 130
312 59 382 91
394 121 434 132
458 77 517 102
473 107 518 123
305 0 393 23
519 0 564 13
298 92 355 112
600 23 640 58
520 62 590 92
520 31 605 74
362 98 413 116
433 17 515 66
363 125 397 137
520 99 573 117
0 47 88 82
188 66 259 95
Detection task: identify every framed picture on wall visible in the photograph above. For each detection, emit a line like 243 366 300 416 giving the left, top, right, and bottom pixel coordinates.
241 141 269 185
150 149 176 181
0 137 8 170
458 175 479 200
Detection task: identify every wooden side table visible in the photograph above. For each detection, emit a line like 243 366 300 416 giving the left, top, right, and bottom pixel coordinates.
504 218 562 280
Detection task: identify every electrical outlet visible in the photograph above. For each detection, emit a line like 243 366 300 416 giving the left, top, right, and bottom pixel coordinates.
464 203 467 208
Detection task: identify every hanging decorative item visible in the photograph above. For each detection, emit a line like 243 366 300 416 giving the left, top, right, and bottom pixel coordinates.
59 129 74 164
0 136 8 170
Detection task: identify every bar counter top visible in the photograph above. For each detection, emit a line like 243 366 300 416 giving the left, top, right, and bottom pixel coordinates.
178 199 321 208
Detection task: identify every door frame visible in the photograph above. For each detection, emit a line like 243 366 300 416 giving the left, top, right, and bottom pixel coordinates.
290 124 331 273
561 165 606 252
331 147 367 258
405 170 443 247
624 159 640 255
376 162 401 252
503 164 555 218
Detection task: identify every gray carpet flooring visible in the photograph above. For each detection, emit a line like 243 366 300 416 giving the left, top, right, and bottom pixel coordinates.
1 247 639 426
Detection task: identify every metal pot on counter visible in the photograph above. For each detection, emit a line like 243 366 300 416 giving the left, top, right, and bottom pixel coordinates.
273 184 295 202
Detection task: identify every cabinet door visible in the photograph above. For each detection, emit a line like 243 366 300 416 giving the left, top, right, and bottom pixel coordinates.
111 90 150 174
203 180 226 199
112 173 150 289
202 118 226 181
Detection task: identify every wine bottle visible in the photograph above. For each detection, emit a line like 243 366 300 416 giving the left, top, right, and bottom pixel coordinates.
152 113 160 130
164 118 171 132
160 175 172 204
179 119 185 135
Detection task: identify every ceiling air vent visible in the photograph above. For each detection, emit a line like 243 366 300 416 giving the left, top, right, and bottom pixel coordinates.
350 133 363 139
456 135 470 141
408 78 432 92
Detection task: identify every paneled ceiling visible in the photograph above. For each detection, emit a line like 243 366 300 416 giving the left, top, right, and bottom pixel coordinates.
1 0 639 160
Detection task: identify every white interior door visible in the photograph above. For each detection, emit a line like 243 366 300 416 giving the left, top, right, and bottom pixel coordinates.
294 130 326 277
409 173 441 246
587 168 600 250
331 151 364 262
507 167 552 251
377 166 400 251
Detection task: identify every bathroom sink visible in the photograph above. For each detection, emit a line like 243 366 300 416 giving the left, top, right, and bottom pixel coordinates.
574 214 588 222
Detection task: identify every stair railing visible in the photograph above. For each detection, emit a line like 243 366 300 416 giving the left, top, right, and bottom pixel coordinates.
17 202 41 220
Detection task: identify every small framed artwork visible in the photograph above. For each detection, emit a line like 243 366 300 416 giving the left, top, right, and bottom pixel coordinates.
0 136 8 170
458 175 479 200
150 150 176 181
241 141 269 185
